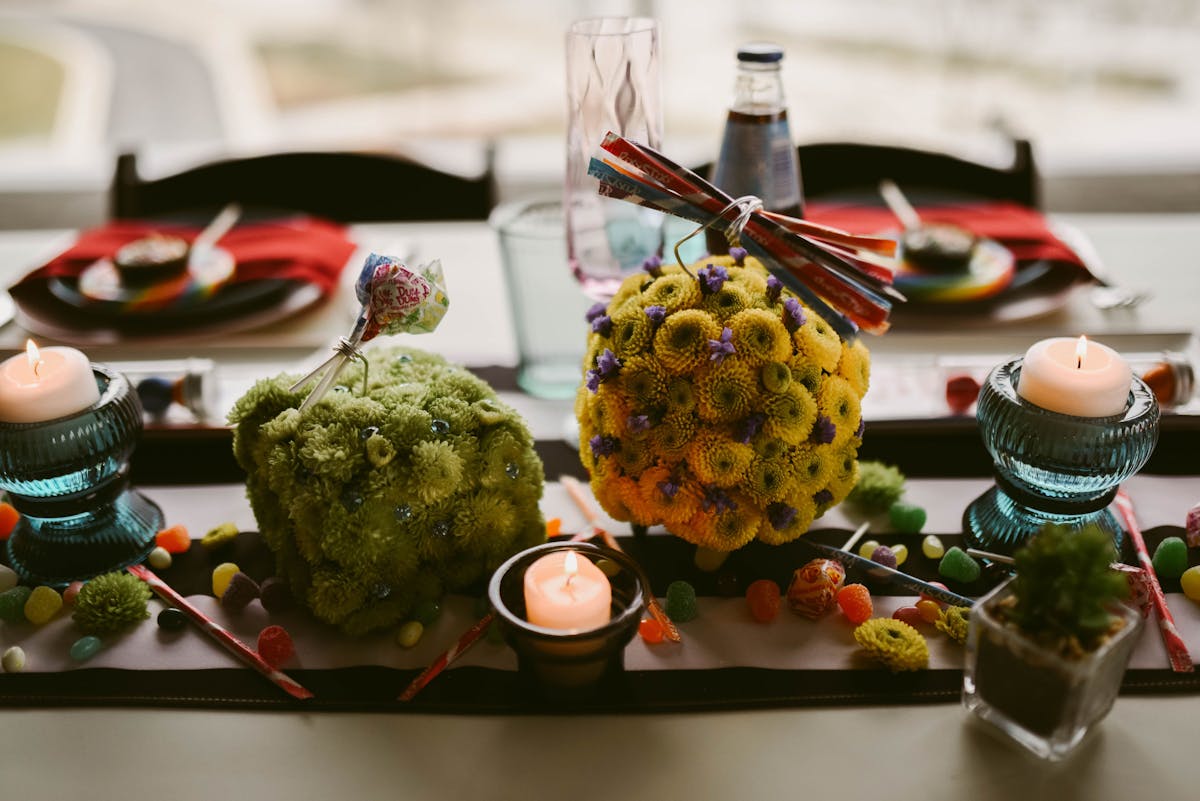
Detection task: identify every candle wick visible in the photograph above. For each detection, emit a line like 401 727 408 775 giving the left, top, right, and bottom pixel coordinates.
1076 356 1082 369
32 359 42 377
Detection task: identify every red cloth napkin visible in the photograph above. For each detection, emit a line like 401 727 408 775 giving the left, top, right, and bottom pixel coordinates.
19 217 356 295
805 201 1085 268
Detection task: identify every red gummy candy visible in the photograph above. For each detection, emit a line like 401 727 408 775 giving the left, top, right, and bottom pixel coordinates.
945 374 981 415
257 625 295 668
745 579 782 623
0 502 19 540
836 583 873 624
638 618 665 644
155 524 191 554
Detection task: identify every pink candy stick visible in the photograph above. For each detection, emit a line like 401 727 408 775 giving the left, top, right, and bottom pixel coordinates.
398 611 495 702
127 565 315 700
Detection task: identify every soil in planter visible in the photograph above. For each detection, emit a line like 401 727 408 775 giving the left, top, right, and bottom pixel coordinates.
975 631 1074 737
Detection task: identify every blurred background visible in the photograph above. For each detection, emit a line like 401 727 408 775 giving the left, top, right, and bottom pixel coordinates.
2 0 1198 228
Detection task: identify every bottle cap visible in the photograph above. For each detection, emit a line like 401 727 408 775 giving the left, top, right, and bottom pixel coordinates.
737 43 784 63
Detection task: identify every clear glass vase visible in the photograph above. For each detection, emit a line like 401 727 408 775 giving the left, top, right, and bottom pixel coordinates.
963 578 1143 760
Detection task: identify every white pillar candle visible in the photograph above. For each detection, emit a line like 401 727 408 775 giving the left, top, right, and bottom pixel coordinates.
0 340 101 423
523 549 612 632
1017 336 1132 417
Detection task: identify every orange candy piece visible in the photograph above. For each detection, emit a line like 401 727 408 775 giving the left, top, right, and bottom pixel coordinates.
836 583 873 624
0 503 19 540
638 618 665 644
155 524 191 554
545 518 562 539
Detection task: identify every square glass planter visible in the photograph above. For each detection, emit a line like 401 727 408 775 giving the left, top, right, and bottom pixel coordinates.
962 578 1143 760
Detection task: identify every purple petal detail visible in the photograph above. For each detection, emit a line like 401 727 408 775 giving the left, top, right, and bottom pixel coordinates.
729 246 747 266
767 502 797 531
698 264 729 294
701 486 737 514
783 297 807 332
644 305 666 327
766 275 783 303
589 435 619 457
642 255 663 277
854 418 866 439
596 349 622 379
736 412 767 444
585 302 608 323
813 489 834 507
585 370 601 393
591 314 613 336
810 414 836 444
707 326 737 363
627 414 651 433
657 480 679 499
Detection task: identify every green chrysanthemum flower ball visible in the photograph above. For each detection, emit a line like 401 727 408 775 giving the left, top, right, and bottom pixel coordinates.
578 255 870 552
231 346 545 634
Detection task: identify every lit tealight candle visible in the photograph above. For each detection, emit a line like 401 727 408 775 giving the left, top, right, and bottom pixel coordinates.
1017 336 1132 417
523 549 612 632
0 340 101 423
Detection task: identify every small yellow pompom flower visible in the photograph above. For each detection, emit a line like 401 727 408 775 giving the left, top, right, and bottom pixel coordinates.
936 605 971 645
854 618 930 672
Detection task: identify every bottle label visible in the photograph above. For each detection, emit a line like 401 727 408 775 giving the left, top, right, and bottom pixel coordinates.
711 117 802 213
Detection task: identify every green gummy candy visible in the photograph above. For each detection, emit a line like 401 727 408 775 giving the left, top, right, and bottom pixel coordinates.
0 586 32 622
939 547 981 583
889 502 927 534
1152 537 1189 579
665 580 698 622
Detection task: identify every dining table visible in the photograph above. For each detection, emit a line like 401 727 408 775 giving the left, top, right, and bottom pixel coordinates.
0 212 1199 800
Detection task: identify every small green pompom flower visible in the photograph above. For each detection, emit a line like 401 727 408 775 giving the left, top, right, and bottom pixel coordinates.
846 460 906 514
72 572 152 634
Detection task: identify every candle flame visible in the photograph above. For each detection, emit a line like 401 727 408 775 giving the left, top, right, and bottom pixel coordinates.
25 339 42 377
563 550 579 587
1075 336 1088 369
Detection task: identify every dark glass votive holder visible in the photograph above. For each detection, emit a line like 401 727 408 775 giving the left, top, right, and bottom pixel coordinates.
964 359 1159 554
488 541 645 700
1 365 164 586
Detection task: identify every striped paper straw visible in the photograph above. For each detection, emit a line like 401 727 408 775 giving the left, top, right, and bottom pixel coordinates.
127 565 315 700
397 611 495 702
1113 490 1194 673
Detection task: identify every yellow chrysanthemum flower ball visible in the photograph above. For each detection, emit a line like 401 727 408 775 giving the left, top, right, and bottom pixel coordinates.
577 253 872 551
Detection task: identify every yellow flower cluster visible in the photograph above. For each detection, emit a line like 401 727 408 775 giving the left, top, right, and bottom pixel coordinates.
853 618 930 672
935 605 971 645
576 255 871 551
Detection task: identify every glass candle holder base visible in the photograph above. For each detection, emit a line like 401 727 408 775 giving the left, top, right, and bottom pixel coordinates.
963 488 1124 555
1 365 163 587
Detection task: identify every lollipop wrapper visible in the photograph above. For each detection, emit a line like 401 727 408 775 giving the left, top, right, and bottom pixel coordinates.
786 558 847 619
355 253 449 341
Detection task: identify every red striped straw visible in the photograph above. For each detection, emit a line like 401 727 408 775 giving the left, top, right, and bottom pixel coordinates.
127 565 316 700
1113 490 1194 673
397 611 495 702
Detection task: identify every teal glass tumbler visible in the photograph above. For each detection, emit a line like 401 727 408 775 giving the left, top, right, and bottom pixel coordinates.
963 359 1159 554
1 365 164 586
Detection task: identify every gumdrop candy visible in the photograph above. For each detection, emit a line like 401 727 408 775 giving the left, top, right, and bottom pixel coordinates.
745 579 781 623
889 503 926 534
0 502 19 540
945 374 981 415
1181 566 1200 602
665 581 698 622
157 607 187 631
787 558 846 619
24 585 63 625
892 606 924 627
148 546 172 570
0 564 17 593
259 577 293 612
155 524 190 554
836 584 873 624
3 646 26 673
869 545 898 570
1151 537 1189 580
0 586 32 622
70 635 103 662
201 522 240 550
1187 503 1200 548
638 618 665 644
63 581 84 607
938 547 981 583
257 625 295 668
395 621 424 648
921 534 945 560
212 562 240 597
220 572 260 611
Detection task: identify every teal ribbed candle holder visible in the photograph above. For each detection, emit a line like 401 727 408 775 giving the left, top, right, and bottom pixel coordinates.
963 359 1159 554
1 365 163 586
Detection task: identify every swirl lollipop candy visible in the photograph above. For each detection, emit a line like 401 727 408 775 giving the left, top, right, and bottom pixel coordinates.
291 253 449 409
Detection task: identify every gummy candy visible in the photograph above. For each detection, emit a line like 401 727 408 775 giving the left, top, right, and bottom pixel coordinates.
395 620 424 648
62 581 83 606
945 374 981 415
220 572 259 611
0 564 17 593
869 545 898 570
921 534 945 560
889 503 926 534
147 546 172 570
638 618 665 644
0 502 18 540
259 577 293 612
1181 566 1200 602
70 635 103 662
24 585 62 625
938 547 981 583
694 547 730 573
157 607 187 631
665 581 698 622
411 599 442 626
891 544 909 566
837 584 873 624
201 522 240 549
787 559 846 619
2 646 25 673
915 599 942 623
1151 537 1189 580
892 606 924 627
212 562 240 597
857 540 880 559
0 586 32 622
155 524 191 554
745 579 781 623
257 625 295 668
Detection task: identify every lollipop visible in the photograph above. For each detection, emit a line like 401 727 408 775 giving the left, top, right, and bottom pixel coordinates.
290 253 449 409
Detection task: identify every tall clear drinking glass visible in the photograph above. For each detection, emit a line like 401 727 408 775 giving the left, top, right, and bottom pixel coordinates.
565 17 664 301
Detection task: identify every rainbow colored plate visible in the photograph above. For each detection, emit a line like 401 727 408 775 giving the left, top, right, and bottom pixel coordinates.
892 237 1016 303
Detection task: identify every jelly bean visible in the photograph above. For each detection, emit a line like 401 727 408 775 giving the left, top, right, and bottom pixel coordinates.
891 543 909 566
870 545 898 570
411 599 442 626
694 547 730 573
857 540 880 559
638 618 665 644
836 584 873 624
665 581 698 622
147 546 172 570
0 502 19 540
257 625 295 667
0 564 17 593
1151 537 1189 580
395 620 424 648
892 606 924 627
745 579 781 623
916 599 942 623
70 635 103 662
918 581 950 607
0 586 32 622
220 572 259 611
2 646 26 673
62 581 84 607
157 607 187 631
155 524 191 554
921 534 945 560
939 547 981 583
212 562 240 597
1181 566 1200 602
24 585 62 625
595 558 620 578
889 503 927 534
945 374 981 415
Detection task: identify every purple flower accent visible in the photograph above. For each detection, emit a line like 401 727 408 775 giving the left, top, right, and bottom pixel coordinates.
585 301 608 323
585 348 622 393
708 327 736 364
810 414 836 444
697 264 729 294
729 246 747 266
783 297 807 332
589 434 619 458
766 275 783 303
735 412 767 444
591 314 613 336
701 486 738 514
767 502 797 531
813 489 834 507
644 305 666 328
642 255 664 277
657 479 679 499
855 418 866 439
627 413 651 433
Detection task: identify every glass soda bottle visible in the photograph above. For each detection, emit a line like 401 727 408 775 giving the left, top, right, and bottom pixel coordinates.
707 43 804 255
